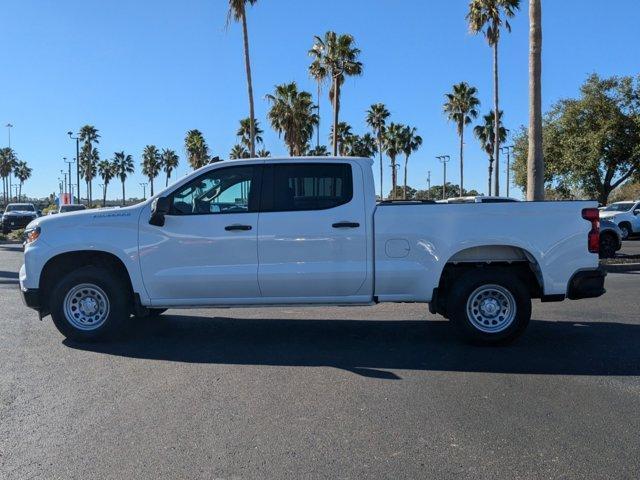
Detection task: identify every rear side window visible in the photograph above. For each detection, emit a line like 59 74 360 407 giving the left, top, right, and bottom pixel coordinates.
261 163 353 212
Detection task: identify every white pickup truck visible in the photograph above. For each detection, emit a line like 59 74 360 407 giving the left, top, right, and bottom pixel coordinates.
20 157 605 344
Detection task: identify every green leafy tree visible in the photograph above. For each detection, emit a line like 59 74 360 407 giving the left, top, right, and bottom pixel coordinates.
511 74 640 204
309 31 363 155
399 126 423 200
467 0 520 195
474 110 507 195
415 184 481 200
266 82 318 156
227 0 258 156
366 103 391 200
185 129 210 169
160 148 179 187
113 151 135 205
97 159 115 206
444 82 480 196
383 123 405 199
141 145 161 196
389 185 417 200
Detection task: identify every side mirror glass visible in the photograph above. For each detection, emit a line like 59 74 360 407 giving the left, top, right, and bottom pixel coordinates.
149 196 170 226
634 209 640 216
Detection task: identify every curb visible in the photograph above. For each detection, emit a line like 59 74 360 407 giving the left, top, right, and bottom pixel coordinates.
601 263 640 273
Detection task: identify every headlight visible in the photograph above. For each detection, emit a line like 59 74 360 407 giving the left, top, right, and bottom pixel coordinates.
25 226 41 244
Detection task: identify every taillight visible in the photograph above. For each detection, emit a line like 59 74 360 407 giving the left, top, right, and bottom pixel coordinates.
582 208 600 254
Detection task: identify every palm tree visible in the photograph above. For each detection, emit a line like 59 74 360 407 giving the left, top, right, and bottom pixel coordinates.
97 159 115 207
383 123 405 199
256 148 271 157
266 82 318 156
309 31 363 155
141 145 161 196
329 122 353 156
308 58 328 148
473 110 507 195
347 133 378 158
399 126 423 200
160 149 179 187
443 82 481 196
113 151 134 206
227 0 258 157
0 148 17 205
237 117 263 151
184 129 210 169
79 125 100 204
14 161 31 200
467 0 520 195
307 145 329 156
528 0 544 200
229 144 250 159
366 103 390 199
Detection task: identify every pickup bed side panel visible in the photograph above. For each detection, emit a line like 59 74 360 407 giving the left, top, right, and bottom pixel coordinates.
373 201 599 302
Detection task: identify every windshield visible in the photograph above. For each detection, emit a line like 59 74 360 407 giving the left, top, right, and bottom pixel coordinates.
60 205 86 212
5 204 35 212
603 202 634 212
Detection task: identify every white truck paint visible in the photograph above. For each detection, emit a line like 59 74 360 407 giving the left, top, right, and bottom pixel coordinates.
20 157 606 344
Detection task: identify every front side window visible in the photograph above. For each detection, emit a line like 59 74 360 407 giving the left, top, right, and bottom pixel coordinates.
261 163 353 212
604 202 634 212
170 166 257 215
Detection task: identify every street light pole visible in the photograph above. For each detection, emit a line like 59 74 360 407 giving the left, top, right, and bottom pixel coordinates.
500 145 514 198
6 123 13 201
68 132 81 204
139 182 147 200
437 155 450 200
64 157 76 204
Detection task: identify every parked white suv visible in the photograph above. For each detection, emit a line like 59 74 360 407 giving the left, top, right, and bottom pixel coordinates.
19 157 605 344
599 200 640 239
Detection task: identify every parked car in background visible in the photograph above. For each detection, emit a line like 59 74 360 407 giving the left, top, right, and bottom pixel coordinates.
599 200 640 239
2 203 38 234
58 204 87 214
437 196 519 204
599 219 623 259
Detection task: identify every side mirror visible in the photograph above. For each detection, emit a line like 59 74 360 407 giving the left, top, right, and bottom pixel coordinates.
149 197 170 226
634 209 640 216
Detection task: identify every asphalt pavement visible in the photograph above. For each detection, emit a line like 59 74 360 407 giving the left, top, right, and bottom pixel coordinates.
1 243 639 479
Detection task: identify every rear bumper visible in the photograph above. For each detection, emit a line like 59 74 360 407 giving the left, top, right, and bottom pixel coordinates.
567 268 606 300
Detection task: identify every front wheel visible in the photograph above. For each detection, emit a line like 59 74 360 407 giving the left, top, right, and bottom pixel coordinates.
447 269 531 345
50 266 129 342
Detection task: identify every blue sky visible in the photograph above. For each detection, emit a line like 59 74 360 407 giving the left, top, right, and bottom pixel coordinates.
2 0 639 200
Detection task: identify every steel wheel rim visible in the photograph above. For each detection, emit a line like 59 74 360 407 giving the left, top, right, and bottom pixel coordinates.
63 283 110 331
466 284 516 333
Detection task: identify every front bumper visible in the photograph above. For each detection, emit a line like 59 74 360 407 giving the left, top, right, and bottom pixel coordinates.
567 268 607 300
20 287 42 310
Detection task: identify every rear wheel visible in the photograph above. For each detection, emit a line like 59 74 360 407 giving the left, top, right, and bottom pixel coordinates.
50 266 129 342
447 269 531 345
619 223 631 240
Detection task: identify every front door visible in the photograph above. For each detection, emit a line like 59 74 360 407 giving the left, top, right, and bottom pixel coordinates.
139 164 262 304
257 161 368 299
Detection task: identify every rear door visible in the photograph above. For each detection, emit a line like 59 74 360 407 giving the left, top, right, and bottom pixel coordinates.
257 161 368 299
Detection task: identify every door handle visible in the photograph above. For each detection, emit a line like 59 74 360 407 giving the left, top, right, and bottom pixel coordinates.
225 224 252 231
332 222 360 228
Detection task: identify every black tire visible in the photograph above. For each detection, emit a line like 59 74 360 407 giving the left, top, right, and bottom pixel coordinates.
446 269 531 345
619 223 631 240
599 232 618 259
50 265 130 342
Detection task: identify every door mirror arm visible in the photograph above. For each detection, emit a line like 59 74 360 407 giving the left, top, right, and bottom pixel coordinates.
149 197 170 226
